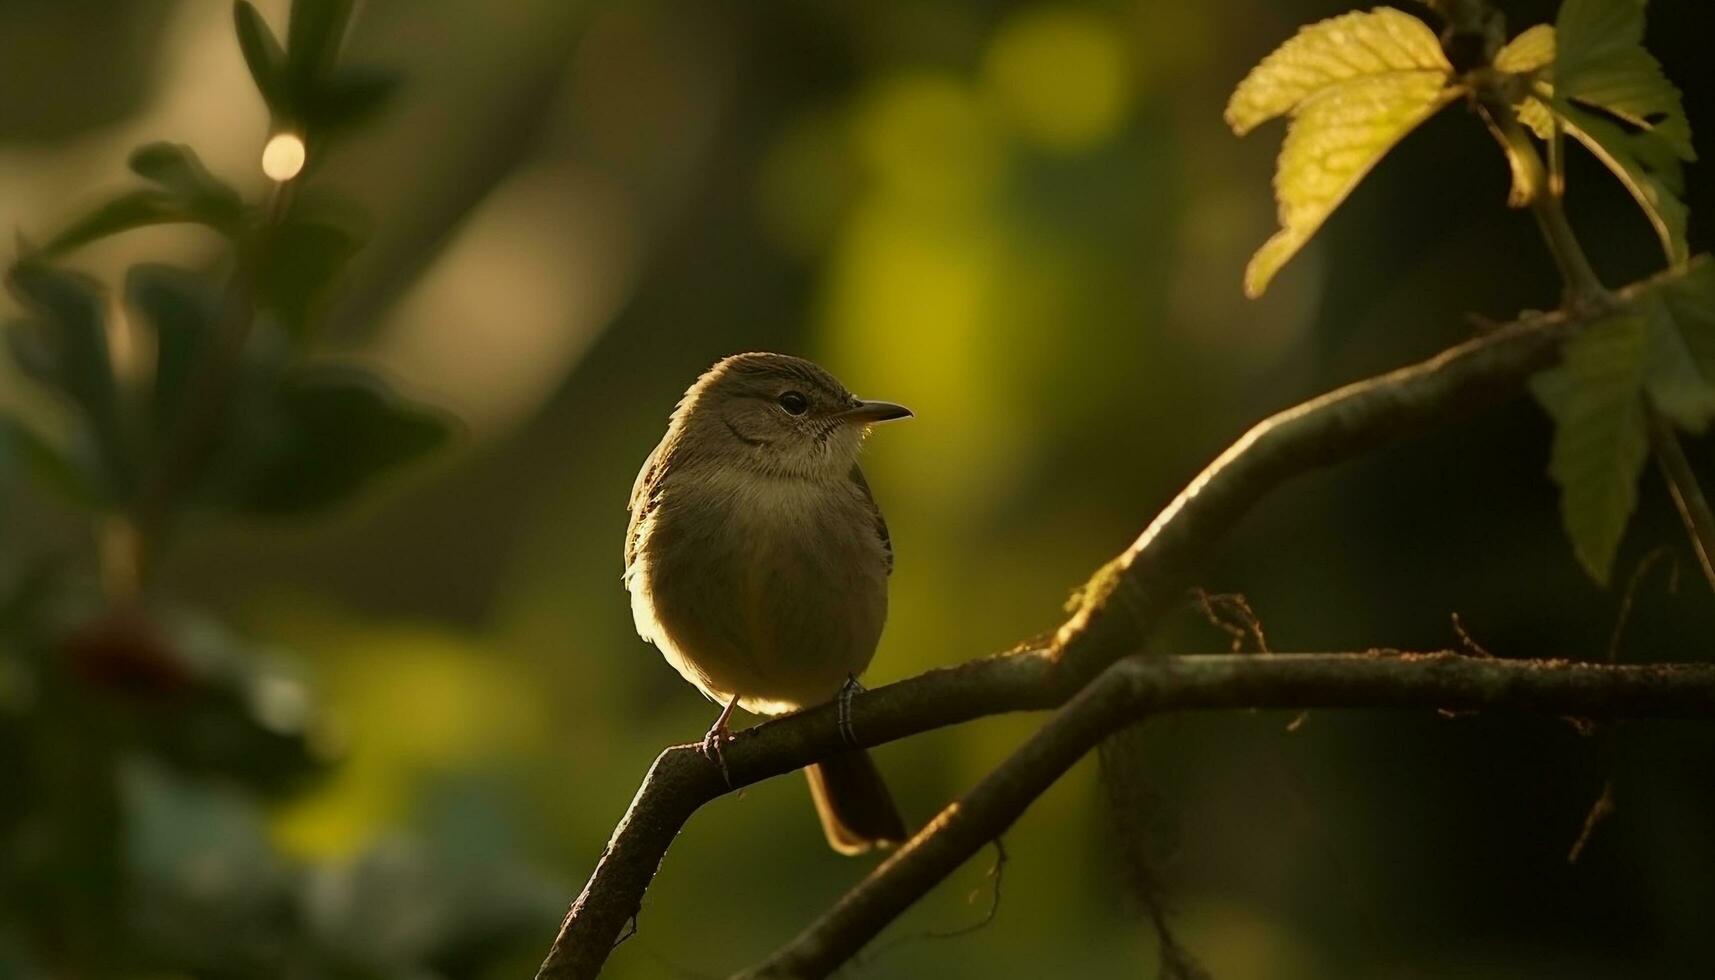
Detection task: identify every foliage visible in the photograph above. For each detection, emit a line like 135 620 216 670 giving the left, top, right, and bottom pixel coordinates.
1529 263 1715 580
1230 0 1711 585
0 3 549 977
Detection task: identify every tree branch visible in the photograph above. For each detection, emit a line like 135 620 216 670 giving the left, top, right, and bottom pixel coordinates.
536 273 1688 979
741 652 1715 979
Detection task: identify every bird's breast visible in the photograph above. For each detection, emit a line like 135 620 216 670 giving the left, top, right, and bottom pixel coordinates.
632 467 890 712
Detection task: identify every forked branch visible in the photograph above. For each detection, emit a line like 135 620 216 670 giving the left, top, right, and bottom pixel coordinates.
742 652 1715 978
537 274 1692 980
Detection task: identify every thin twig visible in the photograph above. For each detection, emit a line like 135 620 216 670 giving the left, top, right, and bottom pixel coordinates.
1567 779 1616 864
1451 612 1495 659
1606 547 1677 664
1194 589 1269 654
1646 407 1715 598
864 838 1008 965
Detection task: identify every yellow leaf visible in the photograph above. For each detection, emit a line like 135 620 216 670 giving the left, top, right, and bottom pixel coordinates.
1494 23 1556 74
1244 72 1461 298
1225 7 1450 136
1494 25 1559 140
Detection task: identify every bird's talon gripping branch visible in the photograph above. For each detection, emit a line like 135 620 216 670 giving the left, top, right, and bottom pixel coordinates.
701 695 740 787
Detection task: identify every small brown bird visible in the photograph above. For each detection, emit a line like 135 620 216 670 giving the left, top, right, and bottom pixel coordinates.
625 352 911 853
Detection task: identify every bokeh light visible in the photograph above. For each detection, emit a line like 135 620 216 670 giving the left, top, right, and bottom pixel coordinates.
981 5 1133 152
261 131 305 181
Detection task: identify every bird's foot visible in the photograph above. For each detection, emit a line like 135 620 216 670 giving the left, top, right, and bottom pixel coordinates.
837 674 866 748
701 696 740 788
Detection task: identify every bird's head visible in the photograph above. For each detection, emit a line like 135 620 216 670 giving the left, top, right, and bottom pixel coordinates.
671 352 912 479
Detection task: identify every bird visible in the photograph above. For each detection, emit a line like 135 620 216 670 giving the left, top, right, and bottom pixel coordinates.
624 352 912 854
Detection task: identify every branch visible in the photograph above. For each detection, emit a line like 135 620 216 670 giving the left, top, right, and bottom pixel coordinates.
537 275 1706 978
742 652 1715 978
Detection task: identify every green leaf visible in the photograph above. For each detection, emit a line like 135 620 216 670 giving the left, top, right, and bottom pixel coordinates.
1643 295 1715 432
1533 260 1715 583
1662 257 1715 379
1555 0 1644 80
1556 0 1693 161
127 143 245 229
124 264 218 441
1547 95 1688 264
286 0 355 89
234 1 288 112
1225 8 1452 135
5 264 130 497
1531 310 1653 584
303 66 402 133
1541 0 1695 261
221 366 452 514
38 190 203 257
1226 8 1459 297
252 215 363 340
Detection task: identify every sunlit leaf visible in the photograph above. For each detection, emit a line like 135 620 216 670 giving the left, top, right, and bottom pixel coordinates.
127 142 245 229
1548 95 1688 264
1224 7 1451 136
1494 24 1558 140
221 366 452 514
1226 7 1458 296
234 1 288 112
1477 99 1542 207
1494 23 1556 74
1244 73 1460 298
1556 0 1693 161
1530 310 1653 584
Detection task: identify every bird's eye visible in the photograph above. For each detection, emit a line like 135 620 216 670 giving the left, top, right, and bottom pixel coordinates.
777 390 809 415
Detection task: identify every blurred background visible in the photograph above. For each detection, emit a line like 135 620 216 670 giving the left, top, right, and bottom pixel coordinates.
2 0 1714 977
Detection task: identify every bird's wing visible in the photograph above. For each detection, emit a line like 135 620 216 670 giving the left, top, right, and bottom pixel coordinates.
626 440 666 571
848 464 893 575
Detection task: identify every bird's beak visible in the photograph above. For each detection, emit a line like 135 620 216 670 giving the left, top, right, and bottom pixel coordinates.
838 399 913 424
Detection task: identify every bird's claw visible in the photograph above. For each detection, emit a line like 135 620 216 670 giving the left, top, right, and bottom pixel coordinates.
701 698 739 788
837 674 865 748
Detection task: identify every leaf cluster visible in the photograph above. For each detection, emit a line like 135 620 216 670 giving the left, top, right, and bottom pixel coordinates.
1228 0 1710 585
0 4 534 976
2 3 443 523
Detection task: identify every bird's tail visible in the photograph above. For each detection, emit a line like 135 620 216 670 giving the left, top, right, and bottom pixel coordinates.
805 749 907 855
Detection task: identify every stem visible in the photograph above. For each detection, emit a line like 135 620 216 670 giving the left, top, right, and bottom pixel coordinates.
1528 189 1605 309
1476 95 1605 310
1646 405 1715 594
